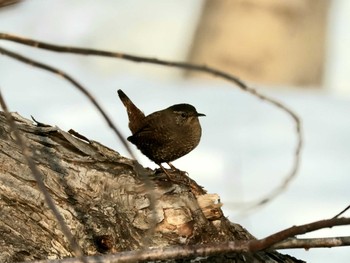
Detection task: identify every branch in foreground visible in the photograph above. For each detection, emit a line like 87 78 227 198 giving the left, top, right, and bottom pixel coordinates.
0 91 85 261
26 217 350 263
272 236 350 250
0 33 302 209
27 231 350 263
249 217 350 251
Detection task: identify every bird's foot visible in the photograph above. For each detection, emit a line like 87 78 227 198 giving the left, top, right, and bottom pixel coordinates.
167 162 189 176
154 165 205 195
154 164 189 184
167 162 177 170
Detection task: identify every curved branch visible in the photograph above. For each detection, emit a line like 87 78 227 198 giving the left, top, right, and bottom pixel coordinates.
0 45 135 160
249 217 350 251
0 33 303 208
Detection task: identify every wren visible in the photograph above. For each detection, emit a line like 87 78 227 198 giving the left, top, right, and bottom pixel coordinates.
117 89 205 175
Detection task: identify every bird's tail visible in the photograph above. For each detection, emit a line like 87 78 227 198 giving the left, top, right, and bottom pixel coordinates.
117 89 145 134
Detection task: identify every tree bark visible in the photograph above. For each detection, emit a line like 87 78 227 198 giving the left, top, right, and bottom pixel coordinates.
0 112 303 262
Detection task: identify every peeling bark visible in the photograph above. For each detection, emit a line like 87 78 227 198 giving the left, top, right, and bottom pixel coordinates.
0 112 303 262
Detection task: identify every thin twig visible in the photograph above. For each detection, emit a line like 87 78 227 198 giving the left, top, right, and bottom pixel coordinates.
249 217 350 251
0 45 135 160
333 204 350 219
0 33 303 208
0 89 86 262
271 236 350 249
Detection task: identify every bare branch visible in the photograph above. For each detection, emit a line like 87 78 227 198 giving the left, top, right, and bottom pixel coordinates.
272 236 350 250
249 217 350 251
333 204 350 219
0 33 303 208
20 216 350 263
24 236 350 263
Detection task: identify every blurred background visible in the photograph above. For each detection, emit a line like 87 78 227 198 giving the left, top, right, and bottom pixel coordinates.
0 0 349 262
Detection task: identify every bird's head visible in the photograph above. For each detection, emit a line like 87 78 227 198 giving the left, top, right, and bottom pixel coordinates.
167 104 205 126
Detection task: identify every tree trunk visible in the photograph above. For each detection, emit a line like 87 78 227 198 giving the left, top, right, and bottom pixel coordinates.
0 112 302 262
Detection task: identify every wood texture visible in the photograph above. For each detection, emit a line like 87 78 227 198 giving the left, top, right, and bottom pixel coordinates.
0 112 303 262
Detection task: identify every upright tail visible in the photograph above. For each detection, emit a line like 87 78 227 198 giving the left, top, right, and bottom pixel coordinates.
117 89 145 134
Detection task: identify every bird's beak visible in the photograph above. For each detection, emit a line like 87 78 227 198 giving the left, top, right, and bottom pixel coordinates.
197 113 206 117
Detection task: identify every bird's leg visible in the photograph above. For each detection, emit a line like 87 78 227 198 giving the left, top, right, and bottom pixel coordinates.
167 162 187 175
158 164 174 181
157 164 203 193
167 162 177 171
166 162 190 184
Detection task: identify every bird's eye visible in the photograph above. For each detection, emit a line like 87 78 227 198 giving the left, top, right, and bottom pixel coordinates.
181 112 187 118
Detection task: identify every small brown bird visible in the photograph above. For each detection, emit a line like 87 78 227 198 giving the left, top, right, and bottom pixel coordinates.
117 89 205 174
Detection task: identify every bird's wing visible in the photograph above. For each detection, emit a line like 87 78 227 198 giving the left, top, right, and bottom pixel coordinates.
127 124 155 143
